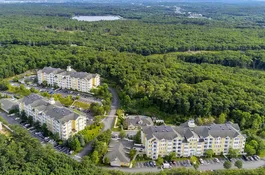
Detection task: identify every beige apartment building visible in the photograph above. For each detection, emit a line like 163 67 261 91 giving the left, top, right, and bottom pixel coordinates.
19 93 86 140
37 66 100 93
141 120 246 159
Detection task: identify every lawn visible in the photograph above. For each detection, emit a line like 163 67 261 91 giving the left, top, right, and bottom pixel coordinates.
78 124 103 143
73 101 90 110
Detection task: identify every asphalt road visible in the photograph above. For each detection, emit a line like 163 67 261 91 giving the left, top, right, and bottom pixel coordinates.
0 111 19 125
102 87 119 131
74 87 119 159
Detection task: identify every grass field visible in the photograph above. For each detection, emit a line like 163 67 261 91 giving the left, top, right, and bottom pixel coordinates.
73 101 90 110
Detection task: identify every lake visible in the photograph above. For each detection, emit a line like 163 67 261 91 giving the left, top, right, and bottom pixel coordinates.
72 16 122 22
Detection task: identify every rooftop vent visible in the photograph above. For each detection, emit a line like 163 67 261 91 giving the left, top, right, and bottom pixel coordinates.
49 97 55 105
67 66 72 72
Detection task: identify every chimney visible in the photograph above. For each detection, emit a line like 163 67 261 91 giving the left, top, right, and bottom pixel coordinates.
67 66 72 72
49 97 55 105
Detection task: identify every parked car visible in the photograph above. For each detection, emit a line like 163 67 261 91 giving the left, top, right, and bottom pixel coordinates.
242 155 248 161
153 161 156 166
199 158 204 164
254 155 260 160
214 158 220 163
252 156 259 161
186 160 192 166
15 117 20 120
149 161 154 167
248 156 254 161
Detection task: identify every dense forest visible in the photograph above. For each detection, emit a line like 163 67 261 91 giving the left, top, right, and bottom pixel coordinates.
1 2 265 173
0 3 265 127
1 117 265 175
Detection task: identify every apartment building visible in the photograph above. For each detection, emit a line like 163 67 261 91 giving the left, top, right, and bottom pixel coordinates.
37 66 100 93
141 120 246 159
19 93 86 140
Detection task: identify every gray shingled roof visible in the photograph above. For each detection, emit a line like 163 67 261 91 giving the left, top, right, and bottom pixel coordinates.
143 121 245 141
41 67 65 74
41 66 97 81
142 126 179 140
0 98 18 112
104 140 132 163
125 115 153 128
22 94 80 123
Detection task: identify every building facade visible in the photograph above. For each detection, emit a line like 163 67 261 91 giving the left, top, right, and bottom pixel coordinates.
37 66 100 93
141 120 246 159
19 93 86 140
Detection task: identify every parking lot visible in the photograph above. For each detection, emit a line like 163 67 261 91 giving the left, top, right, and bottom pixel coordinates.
18 119 73 155
135 156 265 171
1 112 73 156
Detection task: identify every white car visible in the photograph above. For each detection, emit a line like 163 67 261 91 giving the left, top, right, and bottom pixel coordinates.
15 117 20 120
199 158 204 164
214 158 220 163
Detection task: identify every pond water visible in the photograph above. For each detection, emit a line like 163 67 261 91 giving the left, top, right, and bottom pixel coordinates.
72 16 122 22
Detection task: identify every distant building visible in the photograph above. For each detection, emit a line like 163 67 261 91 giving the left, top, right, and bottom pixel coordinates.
141 120 246 159
0 98 19 113
103 139 133 167
19 93 86 140
123 115 153 130
37 66 100 93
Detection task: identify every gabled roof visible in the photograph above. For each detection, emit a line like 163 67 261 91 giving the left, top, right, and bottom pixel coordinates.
143 121 245 141
21 94 82 123
142 125 180 140
104 140 132 163
125 115 153 128
40 66 98 81
0 98 18 111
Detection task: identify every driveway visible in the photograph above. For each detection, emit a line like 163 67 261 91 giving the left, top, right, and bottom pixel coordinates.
75 87 119 158
102 87 119 131
0 111 19 125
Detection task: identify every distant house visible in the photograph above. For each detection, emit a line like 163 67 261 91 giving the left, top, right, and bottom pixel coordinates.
123 115 153 130
103 139 133 167
0 98 19 113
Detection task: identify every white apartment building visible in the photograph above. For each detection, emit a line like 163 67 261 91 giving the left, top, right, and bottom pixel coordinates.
19 93 86 140
37 66 100 93
141 120 246 160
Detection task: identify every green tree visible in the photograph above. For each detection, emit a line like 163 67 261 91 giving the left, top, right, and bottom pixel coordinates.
133 130 141 144
223 160 232 169
104 157 110 165
228 148 239 158
42 80 48 87
245 144 256 155
156 156 164 166
205 149 214 158
217 113 226 124
91 151 99 164
119 130 126 139
53 132 60 142
260 131 265 139
129 149 137 160
122 121 128 130
41 123 49 136
116 109 124 117
168 152 177 161
249 140 259 150
234 160 243 169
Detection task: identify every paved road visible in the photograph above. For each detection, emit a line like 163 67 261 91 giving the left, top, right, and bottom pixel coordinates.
198 159 265 171
102 87 119 131
0 111 19 125
75 87 119 159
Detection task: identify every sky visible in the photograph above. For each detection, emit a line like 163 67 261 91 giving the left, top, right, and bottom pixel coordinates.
0 0 262 3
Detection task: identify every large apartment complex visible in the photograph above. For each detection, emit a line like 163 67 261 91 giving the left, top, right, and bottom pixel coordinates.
141 120 246 159
37 66 100 93
19 94 86 140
